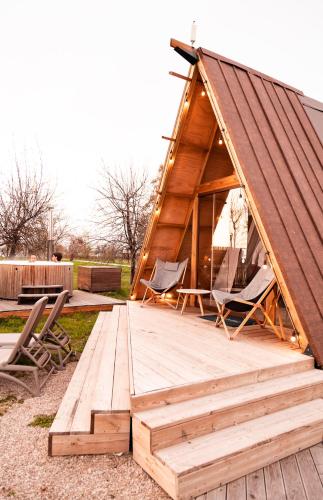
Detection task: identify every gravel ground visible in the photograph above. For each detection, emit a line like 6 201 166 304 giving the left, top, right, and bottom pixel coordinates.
0 363 169 500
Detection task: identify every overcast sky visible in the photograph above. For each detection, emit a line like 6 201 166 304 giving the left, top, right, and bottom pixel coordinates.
0 0 322 231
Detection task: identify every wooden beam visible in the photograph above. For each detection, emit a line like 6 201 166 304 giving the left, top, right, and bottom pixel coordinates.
169 71 192 82
162 136 176 142
170 38 197 55
170 39 198 65
198 174 241 195
190 196 199 306
157 223 186 229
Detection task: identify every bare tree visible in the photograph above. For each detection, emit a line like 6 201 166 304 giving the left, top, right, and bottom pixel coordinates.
67 233 92 260
228 191 248 248
94 167 150 282
24 210 70 259
94 242 123 262
0 163 54 257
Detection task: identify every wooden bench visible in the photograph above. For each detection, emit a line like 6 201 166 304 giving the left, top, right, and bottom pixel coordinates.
48 305 130 456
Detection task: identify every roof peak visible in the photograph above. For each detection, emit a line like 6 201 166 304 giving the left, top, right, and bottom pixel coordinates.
198 47 303 95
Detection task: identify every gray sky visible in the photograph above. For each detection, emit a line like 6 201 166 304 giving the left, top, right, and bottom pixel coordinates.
0 0 322 231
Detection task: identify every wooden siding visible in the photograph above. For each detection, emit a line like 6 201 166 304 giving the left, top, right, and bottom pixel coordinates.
198 48 323 366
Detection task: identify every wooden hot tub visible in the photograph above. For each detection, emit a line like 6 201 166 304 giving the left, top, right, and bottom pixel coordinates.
0 261 74 300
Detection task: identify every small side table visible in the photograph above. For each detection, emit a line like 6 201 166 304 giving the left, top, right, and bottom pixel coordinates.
176 289 210 316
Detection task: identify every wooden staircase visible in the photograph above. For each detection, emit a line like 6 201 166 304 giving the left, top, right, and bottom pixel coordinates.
49 307 130 456
132 366 323 499
18 284 65 304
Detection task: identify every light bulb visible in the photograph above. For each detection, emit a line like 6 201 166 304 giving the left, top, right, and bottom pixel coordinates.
130 294 136 300
184 99 189 108
290 335 297 343
143 252 148 259
169 157 174 166
201 90 206 97
155 207 160 215
218 138 223 145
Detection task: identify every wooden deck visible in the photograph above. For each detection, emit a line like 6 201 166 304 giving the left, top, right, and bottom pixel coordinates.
0 290 124 318
127 301 312 411
128 302 323 498
196 444 323 500
44 300 322 497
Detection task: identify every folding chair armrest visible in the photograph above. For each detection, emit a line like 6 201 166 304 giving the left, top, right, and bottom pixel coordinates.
225 297 255 307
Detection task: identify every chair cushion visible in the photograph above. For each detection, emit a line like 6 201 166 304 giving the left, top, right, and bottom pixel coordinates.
140 278 165 292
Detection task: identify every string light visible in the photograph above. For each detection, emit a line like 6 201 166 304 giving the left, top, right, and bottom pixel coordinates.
184 99 189 108
201 90 206 97
290 334 297 343
169 157 174 166
155 207 160 215
143 252 148 259
218 138 223 145
130 294 136 300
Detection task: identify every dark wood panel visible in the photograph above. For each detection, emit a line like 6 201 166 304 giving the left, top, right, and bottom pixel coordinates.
78 266 121 292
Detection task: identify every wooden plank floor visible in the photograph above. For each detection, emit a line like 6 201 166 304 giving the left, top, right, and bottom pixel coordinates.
196 443 323 500
0 290 124 318
128 301 309 397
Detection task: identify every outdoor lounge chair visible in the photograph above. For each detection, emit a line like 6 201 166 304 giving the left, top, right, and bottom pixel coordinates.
0 297 55 396
212 266 280 340
140 258 189 308
0 290 72 369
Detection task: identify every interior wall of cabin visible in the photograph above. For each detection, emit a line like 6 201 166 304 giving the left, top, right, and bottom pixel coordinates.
176 128 235 290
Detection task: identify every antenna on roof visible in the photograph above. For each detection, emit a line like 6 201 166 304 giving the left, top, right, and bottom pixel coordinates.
190 20 197 47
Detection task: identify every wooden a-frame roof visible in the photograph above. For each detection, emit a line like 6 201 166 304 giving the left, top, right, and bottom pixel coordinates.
132 41 323 366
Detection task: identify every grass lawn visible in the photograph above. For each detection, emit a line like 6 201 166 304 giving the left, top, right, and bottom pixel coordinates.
0 259 132 354
0 311 99 353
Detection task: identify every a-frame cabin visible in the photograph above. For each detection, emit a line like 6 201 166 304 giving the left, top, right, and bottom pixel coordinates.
132 39 323 367
48 40 323 498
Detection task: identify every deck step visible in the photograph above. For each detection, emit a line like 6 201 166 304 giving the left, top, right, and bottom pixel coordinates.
130 357 314 413
17 292 65 304
135 369 323 451
134 399 323 499
21 284 63 291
